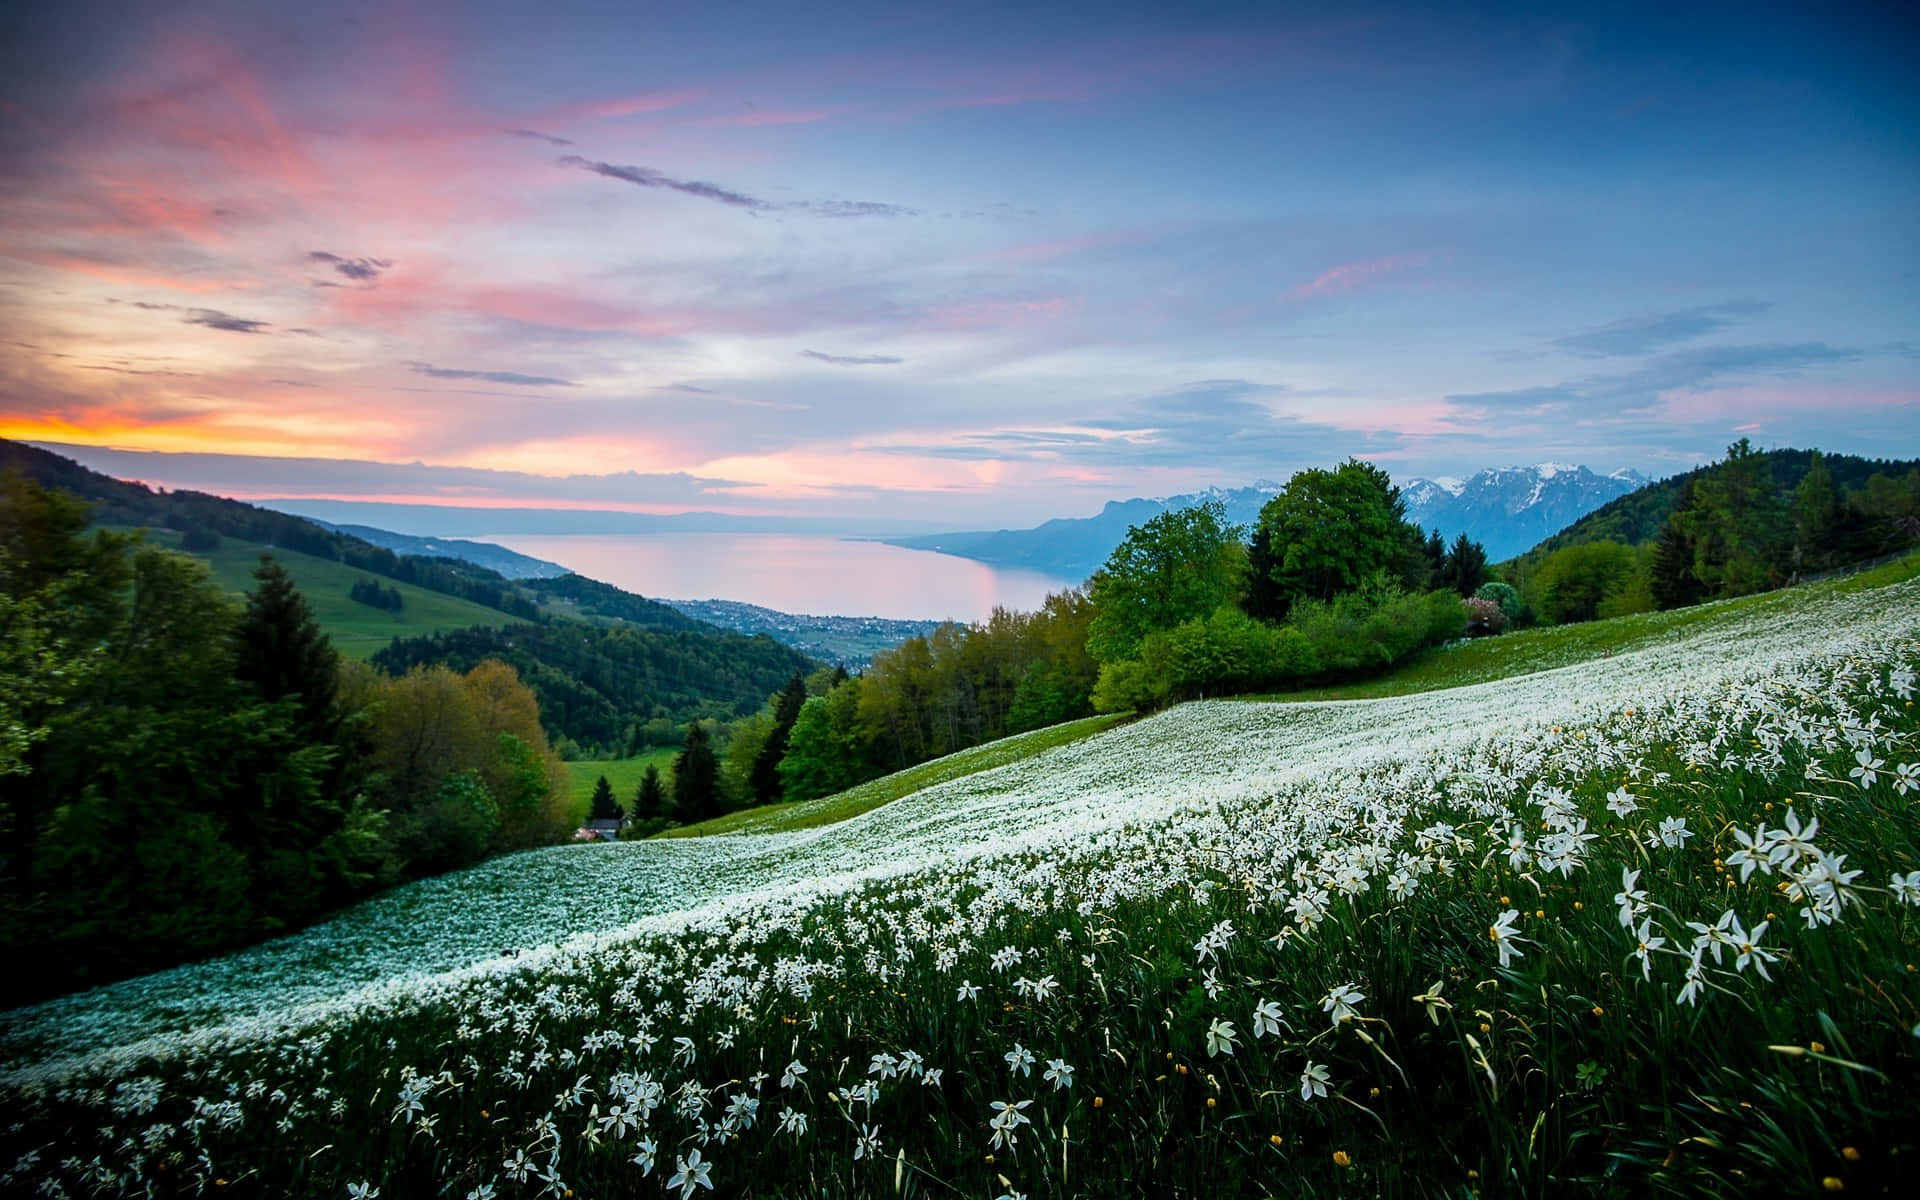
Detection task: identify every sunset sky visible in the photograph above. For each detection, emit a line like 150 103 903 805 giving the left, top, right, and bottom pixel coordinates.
2 0 1915 528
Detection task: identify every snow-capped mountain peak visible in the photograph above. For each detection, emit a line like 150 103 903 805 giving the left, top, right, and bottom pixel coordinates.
1398 463 1646 559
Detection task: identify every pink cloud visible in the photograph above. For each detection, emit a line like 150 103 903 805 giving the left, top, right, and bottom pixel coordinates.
1285 252 1432 302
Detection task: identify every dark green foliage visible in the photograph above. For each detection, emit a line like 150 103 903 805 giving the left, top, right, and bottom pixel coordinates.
179 525 221 552
370 620 817 756
349 576 404 611
1086 500 1246 662
1440 532 1489 596
671 721 723 824
1474 580 1522 621
1250 459 1427 617
1650 482 1706 610
0 475 570 1005
587 774 621 821
748 674 808 804
1511 446 1920 569
516 572 709 632
236 556 342 738
633 764 667 821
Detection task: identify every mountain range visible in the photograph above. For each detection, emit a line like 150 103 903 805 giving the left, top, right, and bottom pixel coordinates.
883 464 1649 580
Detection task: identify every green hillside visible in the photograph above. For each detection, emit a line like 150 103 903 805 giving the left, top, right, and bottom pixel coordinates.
7 551 1917 1197
1503 446 1920 570
134 526 516 659
563 750 678 815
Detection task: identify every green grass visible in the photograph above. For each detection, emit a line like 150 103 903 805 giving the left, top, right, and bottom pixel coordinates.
659 712 1133 838
563 749 677 819
1249 551 1920 703
124 527 519 659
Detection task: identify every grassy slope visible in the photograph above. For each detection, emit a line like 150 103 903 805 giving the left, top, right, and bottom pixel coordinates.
563 749 678 816
659 712 1133 838
130 527 517 659
658 556 1919 840
1250 551 1920 703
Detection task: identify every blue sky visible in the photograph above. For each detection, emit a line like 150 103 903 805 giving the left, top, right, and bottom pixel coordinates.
2 0 1914 525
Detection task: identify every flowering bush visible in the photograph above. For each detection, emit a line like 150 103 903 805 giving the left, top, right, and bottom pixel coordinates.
1463 595 1508 635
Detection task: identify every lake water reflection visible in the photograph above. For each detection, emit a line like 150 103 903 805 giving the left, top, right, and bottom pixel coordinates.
478 532 1076 622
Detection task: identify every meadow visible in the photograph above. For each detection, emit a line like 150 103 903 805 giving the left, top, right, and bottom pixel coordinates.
565 752 680 823
132 528 516 659
2 569 1916 1197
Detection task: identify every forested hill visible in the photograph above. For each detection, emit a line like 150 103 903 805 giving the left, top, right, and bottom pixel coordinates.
1504 447 1920 569
0 439 541 620
2 440 821 755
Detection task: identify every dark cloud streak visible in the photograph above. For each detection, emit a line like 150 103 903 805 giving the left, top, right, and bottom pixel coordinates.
801 350 903 366
506 128 574 146
406 361 576 387
308 251 392 284
184 309 270 334
561 156 915 218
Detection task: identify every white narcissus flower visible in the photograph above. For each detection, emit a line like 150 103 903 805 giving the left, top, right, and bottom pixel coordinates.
1489 909 1527 968
1300 1061 1331 1101
1206 1018 1239 1058
1252 999 1286 1039
1322 984 1365 1026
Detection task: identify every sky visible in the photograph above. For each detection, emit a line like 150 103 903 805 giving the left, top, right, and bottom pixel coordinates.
1 0 1916 530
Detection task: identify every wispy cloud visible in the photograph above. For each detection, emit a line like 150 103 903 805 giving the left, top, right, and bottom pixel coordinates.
1286 252 1432 302
1553 301 1771 357
656 383 715 394
308 250 392 284
505 128 574 146
560 155 770 210
561 156 915 217
801 350 903 366
406 361 576 387
184 308 270 333
1450 341 1862 415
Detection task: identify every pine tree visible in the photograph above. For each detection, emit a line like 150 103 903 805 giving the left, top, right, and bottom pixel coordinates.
233 555 339 741
1791 450 1840 575
588 774 621 822
748 674 809 804
1650 482 1704 610
633 764 666 821
1443 533 1488 596
671 721 722 824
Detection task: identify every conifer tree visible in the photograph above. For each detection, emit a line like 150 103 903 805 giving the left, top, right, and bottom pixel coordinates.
588 774 621 822
233 555 339 741
671 721 722 823
633 764 666 821
748 674 808 805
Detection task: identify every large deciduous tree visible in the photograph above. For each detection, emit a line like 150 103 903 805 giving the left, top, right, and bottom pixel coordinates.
1086 500 1246 663
1250 460 1418 617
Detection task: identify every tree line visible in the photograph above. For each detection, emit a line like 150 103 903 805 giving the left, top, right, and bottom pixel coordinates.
0 475 574 1005
630 458 1491 829
1508 442 1920 622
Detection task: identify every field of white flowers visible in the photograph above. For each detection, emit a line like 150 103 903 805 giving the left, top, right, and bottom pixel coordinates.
4 573 1918 1197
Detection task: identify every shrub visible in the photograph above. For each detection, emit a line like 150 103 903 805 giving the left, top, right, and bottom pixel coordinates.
1463 596 1508 635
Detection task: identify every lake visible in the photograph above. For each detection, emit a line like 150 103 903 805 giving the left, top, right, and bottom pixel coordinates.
477 532 1075 622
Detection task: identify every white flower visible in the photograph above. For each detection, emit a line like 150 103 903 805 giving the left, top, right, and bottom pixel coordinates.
1890 870 1920 906
1205 1018 1239 1058
630 1138 657 1175
956 980 981 1002
777 1107 809 1138
1321 984 1365 1026
466 1185 497 1200
347 1184 379 1200
1299 1061 1331 1101
666 1148 713 1198
1629 919 1666 981
1888 760 1920 795
853 1123 883 1161
1043 1059 1074 1091
1251 999 1286 1039
1728 917 1777 980
781 1060 807 1089
1615 867 1648 929
1655 816 1693 849
1489 908 1527 968
1849 747 1885 789
1004 1044 1035 1076
1604 787 1638 818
